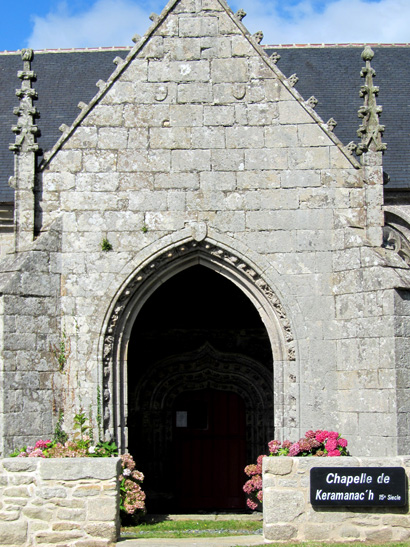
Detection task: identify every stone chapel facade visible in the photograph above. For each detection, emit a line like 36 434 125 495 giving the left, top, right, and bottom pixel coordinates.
1 0 410 510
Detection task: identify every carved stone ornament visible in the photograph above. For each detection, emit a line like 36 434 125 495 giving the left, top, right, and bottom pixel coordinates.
382 225 410 266
356 46 387 155
287 73 299 87
9 49 39 154
269 51 281 64
253 31 264 44
155 85 168 102
189 222 208 242
326 118 337 132
306 96 318 109
346 141 358 155
131 34 141 44
102 241 296 437
235 9 247 21
232 83 246 100
149 12 159 22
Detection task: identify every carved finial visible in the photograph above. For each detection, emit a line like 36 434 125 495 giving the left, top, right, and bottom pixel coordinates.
59 124 69 133
96 80 106 90
287 73 299 87
113 56 124 66
327 118 337 132
21 48 33 62
149 13 159 22
77 101 88 110
132 34 141 44
253 31 264 44
356 46 387 155
269 51 281 64
9 49 39 153
235 9 247 21
306 96 318 109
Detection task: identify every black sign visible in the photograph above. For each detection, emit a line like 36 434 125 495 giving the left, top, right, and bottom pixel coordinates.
310 467 407 507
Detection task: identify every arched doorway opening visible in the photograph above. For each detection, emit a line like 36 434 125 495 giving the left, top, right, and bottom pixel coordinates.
127 265 273 512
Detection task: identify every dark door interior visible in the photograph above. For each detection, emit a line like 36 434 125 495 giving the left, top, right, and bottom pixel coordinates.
173 389 246 511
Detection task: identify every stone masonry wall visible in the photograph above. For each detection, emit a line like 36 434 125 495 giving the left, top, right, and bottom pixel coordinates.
0 457 120 547
263 456 410 543
4 0 408 454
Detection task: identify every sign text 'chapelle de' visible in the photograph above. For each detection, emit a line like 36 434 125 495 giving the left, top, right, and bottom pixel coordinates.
310 467 407 507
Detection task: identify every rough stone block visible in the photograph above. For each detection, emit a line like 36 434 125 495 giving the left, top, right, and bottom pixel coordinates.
177 82 213 103
192 127 225 149
164 37 201 60
97 128 128 150
148 60 210 82
170 105 203 126
264 489 305 523
226 126 264 149
0 520 27 544
87 497 118 522
211 150 244 171
211 58 248 83
85 105 124 127
172 150 210 171
278 100 313 124
150 127 192 149
204 105 234 126
247 103 279 125
39 458 120 481
264 523 297 541
265 125 298 148
179 16 218 37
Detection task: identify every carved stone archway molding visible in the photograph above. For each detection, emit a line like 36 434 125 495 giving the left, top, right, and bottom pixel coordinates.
101 239 297 448
130 342 273 463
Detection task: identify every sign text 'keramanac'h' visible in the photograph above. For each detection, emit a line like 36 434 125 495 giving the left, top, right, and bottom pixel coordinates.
310 467 407 507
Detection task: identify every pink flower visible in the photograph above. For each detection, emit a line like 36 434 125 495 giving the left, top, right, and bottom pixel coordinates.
282 440 292 449
327 449 341 457
288 442 300 456
305 430 316 439
338 437 348 448
34 439 51 450
247 498 258 510
299 439 311 452
325 439 338 452
268 440 281 454
315 431 328 443
327 431 339 440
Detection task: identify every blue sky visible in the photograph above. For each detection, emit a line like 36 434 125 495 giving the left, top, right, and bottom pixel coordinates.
1 0 408 51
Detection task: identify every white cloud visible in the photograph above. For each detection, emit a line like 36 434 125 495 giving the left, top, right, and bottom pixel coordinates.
27 0 410 50
27 0 160 49
230 0 410 44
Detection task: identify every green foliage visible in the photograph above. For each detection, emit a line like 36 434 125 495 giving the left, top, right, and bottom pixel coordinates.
141 225 148 233
121 519 262 538
54 410 68 444
96 385 102 442
101 238 113 251
50 329 70 372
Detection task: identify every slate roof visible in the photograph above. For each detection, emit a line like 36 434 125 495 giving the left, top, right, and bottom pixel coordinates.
0 44 409 203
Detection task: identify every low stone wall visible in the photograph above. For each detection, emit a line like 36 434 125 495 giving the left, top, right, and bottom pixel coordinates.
0 457 121 546
263 456 410 543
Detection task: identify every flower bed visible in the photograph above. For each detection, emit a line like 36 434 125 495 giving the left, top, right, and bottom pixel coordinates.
244 430 349 510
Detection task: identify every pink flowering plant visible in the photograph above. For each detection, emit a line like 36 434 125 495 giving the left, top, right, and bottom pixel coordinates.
119 453 146 523
243 430 349 510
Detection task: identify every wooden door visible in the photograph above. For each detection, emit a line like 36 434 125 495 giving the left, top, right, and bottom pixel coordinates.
173 389 246 511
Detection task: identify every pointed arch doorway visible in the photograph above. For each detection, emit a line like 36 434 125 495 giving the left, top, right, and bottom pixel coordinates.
127 264 274 512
